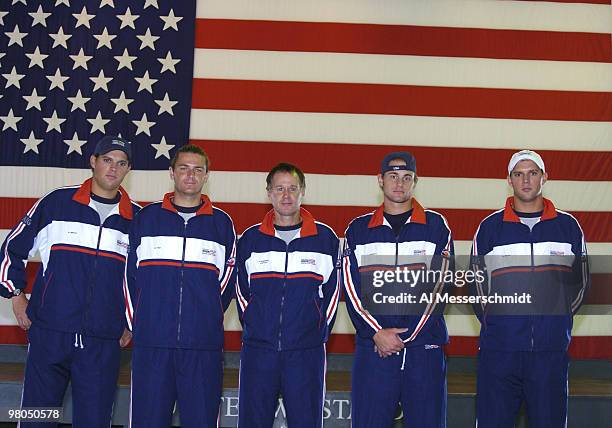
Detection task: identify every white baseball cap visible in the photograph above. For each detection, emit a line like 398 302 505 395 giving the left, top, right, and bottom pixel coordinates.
507 150 545 175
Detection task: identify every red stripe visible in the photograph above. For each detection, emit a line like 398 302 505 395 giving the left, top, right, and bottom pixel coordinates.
3 199 612 242
20 261 612 304
51 245 126 263
250 273 285 280
194 140 612 182
523 0 610 3
343 256 382 330
192 79 612 122
0 327 609 359
222 330 612 359
139 261 219 272
445 335 612 360
250 272 324 281
195 19 612 63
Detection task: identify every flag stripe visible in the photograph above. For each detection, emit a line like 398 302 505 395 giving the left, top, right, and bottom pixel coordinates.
189 110 612 152
192 79 612 122
0 326 607 359
191 139 612 181
1 200 611 242
195 20 612 63
196 0 612 34
1 169 611 212
194 49 612 92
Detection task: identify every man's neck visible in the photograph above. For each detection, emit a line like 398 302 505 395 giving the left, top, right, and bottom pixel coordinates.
384 198 412 215
91 181 119 200
513 195 544 213
274 212 302 227
173 193 203 208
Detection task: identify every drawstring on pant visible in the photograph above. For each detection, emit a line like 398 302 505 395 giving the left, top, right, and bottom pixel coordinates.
400 348 407 371
74 333 84 349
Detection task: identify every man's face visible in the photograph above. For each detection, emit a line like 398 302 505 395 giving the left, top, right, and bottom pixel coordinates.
377 159 417 204
267 171 304 218
169 152 208 197
508 159 547 204
90 150 130 193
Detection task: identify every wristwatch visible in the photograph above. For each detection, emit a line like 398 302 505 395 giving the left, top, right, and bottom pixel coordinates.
11 289 22 298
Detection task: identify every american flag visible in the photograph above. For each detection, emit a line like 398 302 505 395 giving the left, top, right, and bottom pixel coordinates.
1 0 611 359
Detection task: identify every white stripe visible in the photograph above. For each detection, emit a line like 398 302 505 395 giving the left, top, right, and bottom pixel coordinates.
235 277 248 312
123 260 134 331
189 110 612 152
196 0 612 33
195 49 612 92
209 174 610 212
342 254 382 332
136 236 226 274
220 238 236 295
326 274 340 324
2 229 611 259
0 194 48 293
0 300 609 336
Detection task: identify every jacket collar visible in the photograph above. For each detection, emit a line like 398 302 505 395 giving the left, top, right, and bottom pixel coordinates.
72 178 134 220
368 197 426 228
502 196 557 223
161 192 213 216
259 207 318 238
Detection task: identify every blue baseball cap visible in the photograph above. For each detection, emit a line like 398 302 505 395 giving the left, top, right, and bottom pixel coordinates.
94 135 132 162
381 151 416 175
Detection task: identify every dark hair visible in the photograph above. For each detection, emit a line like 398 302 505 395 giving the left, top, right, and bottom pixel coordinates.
170 144 210 170
266 163 306 190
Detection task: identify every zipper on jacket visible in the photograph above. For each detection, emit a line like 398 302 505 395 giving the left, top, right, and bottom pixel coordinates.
177 220 188 343
529 226 535 351
277 242 290 351
84 220 104 329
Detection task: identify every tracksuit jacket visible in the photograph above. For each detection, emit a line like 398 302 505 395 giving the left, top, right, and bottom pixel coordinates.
125 193 236 350
235 208 341 351
0 178 139 339
470 197 590 351
342 199 454 348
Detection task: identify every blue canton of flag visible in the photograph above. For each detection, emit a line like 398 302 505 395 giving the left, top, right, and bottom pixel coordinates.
0 0 195 170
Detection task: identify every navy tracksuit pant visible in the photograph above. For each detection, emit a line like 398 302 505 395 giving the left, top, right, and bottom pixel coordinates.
20 325 120 428
476 349 569 428
351 343 447 428
129 346 223 428
238 344 326 428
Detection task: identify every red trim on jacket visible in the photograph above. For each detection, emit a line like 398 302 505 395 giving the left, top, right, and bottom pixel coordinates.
367 197 427 228
502 197 557 223
258 207 318 237
161 192 213 216
72 178 134 220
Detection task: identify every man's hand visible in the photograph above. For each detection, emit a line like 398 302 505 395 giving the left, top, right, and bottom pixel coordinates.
119 328 132 347
373 328 408 357
11 293 31 330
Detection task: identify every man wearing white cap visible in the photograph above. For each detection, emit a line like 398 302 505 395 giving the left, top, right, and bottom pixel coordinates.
470 150 590 427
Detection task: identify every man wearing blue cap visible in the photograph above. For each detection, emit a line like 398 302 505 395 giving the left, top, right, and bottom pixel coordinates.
0 135 139 427
342 151 453 427
470 150 590 427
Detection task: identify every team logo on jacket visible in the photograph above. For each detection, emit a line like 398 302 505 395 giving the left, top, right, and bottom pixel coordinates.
301 258 317 266
413 249 426 255
441 249 450 258
116 240 129 250
226 257 235 267
21 215 32 226
201 248 216 256
550 250 565 256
